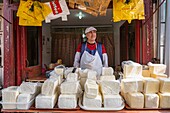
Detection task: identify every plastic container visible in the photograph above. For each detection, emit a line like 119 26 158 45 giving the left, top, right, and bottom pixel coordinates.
0 99 34 110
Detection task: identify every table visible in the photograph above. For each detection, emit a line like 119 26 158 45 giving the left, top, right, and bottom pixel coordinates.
26 75 47 82
1 108 170 113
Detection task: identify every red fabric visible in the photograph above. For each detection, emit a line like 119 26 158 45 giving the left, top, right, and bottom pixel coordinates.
76 42 106 53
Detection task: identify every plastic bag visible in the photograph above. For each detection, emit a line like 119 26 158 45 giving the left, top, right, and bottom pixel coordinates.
113 0 145 23
45 0 70 23
17 0 51 26
69 0 111 16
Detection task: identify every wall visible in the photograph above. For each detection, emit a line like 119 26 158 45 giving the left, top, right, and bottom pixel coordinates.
113 21 125 66
42 22 52 68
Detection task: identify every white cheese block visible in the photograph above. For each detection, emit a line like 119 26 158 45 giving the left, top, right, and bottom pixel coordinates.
84 79 98 98
83 92 102 108
144 93 159 108
103 94 123 108
2 86 19 102
121 79 143 93
17 94 34 103
99 80 120 95
142 70 150 77
58 94 77 108
87 70 97 80
151 73 168 78
143 77 160 94
66 73 78 82
35 93 58 108
49 72 62 85
123 63 142 78
127 92 144 108
80 78 87 90
64 67 79 78
54 67 64 78
148 63 166 74
18 82 40 94
159 93 170 108
102 67 114 75
41 78 58 96
100 75 115 81
159 78 170 93
60 81 81 94
79 69 90 78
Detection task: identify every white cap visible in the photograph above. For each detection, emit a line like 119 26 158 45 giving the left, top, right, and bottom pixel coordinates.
85 26 97 34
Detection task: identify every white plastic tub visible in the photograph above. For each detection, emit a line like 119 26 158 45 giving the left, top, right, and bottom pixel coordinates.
0 99 34 110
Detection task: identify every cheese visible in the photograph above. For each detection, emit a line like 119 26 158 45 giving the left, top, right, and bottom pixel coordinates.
2 86 19 102
121 79 143 93
54 67 64 78
159 78 170 93
79 69 90 78
100 75 115 81
103 94 123 108
17 94 34 103
66 73 78 82
83 92 102 108
49 71 62 84
142 70 150 77
143 77 160 94
102 67 114 75
144 94 159 108
127 92 144 108
148 63 166 74
18 82 40 94
159 93 170 108
58 94 77 108
123 63 142 78
60 81 81 94
84 79 98 98
35 93 58 108
80 78 87 90
99 80 120 95
41 78 58 96
64 67 79 78
87 70 97 80
151 73 168 78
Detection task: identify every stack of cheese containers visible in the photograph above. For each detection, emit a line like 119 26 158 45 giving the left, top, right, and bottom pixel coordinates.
83 70 102 108
17 82 41 109
79 69 90 90
2 86 20 109
99 67 123 108
148 63 170 108
121 61 145 108
58 72 82 108
2 82 41 109
158 78 170 108
35 68 64 108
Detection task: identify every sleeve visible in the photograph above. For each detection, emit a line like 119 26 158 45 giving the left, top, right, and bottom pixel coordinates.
73 52 81 67
76 43 82 52
102 53 108 67
102 44 107 53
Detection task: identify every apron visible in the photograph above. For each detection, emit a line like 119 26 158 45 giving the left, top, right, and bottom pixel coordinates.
80 43 103 78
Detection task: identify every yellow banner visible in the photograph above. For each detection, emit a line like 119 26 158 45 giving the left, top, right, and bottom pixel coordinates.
113 0 145 23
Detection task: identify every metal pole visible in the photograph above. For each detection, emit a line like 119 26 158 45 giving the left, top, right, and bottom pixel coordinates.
165 0 170 77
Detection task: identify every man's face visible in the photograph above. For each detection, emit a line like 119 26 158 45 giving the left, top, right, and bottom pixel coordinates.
86 30 97 42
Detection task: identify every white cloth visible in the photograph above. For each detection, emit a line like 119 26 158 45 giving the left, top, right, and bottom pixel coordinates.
73 43 108 74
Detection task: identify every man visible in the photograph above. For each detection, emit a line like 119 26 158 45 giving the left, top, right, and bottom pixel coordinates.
73 26 108 76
